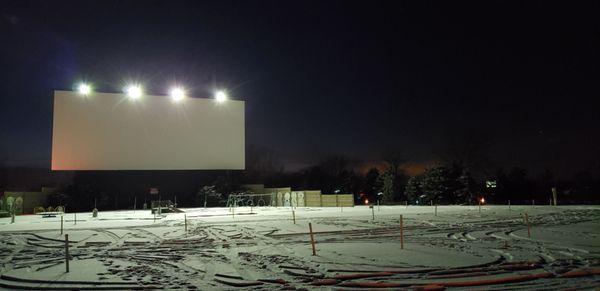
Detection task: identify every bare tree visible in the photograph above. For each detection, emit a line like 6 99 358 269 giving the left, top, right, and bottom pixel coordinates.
437 130 493 177
244 145 284 182
382 149 404 177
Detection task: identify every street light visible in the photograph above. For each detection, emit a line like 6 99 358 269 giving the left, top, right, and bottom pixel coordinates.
169 87 185 102
215 90 227 103
125 85 142 99
77 83 92 96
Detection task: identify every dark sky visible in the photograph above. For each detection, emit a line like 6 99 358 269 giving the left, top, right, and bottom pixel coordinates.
1 0 599 177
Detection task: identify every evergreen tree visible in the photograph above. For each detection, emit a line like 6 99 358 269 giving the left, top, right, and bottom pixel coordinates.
364 168 380 196
455 168 475 204
404 176 422 204
420 166 452 204
376 171 394 203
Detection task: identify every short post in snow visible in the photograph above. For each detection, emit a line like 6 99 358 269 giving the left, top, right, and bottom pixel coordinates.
61 215 64 235
292 210 296 224
405 201 408 209
400 215 404 250
64 234 70 273
524 212 531 238
371 205 375 221
435 205 438 216
532 199 535 208
184 214 187 233
74 212 76 225
134 196 137 213
508 200 511 211
309 222 317 256
479 200 482 214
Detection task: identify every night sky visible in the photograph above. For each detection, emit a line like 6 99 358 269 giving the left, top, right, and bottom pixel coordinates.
1 1 599 177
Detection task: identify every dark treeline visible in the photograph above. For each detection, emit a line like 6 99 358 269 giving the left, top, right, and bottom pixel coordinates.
242 152 600 206
1 144 599 210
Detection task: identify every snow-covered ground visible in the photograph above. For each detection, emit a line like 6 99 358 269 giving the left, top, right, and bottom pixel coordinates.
1 205 599 290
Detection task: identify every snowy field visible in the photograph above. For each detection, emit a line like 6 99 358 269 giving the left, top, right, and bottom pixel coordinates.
0 205 599 290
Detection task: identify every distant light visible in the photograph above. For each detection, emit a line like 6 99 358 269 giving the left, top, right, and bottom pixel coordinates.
77 83 92 96
480 197 485 204
364 199 369 205
125 85 142 99
170 87 185 102
215 90 227 103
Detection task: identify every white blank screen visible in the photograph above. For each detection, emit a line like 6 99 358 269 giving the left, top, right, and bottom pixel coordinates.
51 90 245 170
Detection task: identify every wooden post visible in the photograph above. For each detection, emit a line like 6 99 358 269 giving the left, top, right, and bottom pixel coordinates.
184 214 187 233
524 213 531 238
65 234 70 273
435 205 438 216
508 200 511 211
309 222 317 256
74 212 76 225
61 215 64 235
292 210 296 224
11 211 15 223
478 200 482 214
400 215 404 249
153 211 156 223
371 206 375 220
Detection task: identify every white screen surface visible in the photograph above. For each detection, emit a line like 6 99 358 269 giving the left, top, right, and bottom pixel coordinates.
51 90 244 170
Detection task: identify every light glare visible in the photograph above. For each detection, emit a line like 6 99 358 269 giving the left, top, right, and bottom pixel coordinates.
170 87 185 102
126 85 143 99
78 83 91 95
215 91 227 103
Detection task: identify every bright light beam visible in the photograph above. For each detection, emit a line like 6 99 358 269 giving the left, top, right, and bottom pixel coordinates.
77 83 92 96
125 85 143 99
170 87 185 102
215 90 227 103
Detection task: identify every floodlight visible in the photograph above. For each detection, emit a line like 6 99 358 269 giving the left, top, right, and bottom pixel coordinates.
215 90 227 103
125 85 142 99
170 87 185 102
77 83 92 96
